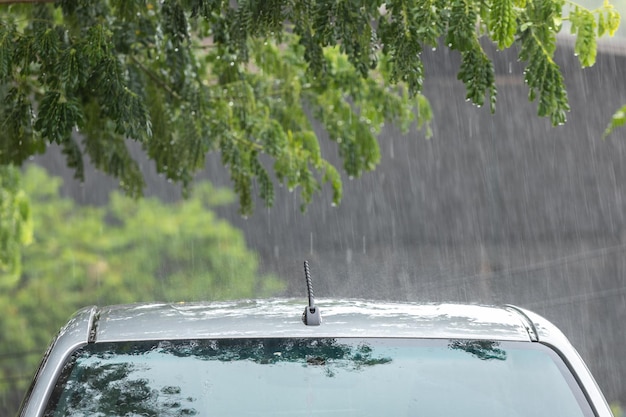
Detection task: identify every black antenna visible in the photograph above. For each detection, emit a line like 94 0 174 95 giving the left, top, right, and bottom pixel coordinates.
302 260 321 326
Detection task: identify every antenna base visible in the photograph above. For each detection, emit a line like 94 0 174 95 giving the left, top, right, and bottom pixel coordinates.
302 306 322 326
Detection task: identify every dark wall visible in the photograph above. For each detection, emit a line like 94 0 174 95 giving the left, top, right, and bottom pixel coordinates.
33 37 626 405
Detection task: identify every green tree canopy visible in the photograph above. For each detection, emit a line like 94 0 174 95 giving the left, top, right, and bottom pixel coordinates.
0 0 621 277
0 0 620 212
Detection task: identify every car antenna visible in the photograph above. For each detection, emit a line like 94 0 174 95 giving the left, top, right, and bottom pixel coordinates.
302 260 322 326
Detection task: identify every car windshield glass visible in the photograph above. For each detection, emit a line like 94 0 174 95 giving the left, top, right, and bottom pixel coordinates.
45 338 593 417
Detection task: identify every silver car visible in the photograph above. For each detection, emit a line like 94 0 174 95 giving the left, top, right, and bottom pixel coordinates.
19 298 612 417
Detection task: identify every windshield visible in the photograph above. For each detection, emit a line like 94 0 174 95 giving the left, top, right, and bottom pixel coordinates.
44 338 594 417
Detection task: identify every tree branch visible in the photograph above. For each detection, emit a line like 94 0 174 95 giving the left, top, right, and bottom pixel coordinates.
128 56 184 102
0 0 55 3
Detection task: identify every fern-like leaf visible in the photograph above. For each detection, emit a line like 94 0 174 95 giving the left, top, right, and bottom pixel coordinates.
489 0 516 49
570 8 597 67
458 43 497 112
603 105 626 138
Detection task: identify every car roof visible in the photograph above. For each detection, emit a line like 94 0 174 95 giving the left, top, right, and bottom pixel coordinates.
81 299 537 343
25 299 616 417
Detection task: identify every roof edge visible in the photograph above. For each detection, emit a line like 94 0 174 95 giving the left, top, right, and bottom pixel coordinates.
504 304 539 342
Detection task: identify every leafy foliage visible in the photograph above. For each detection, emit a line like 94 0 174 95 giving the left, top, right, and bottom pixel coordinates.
576 1 623 138
489 0 516 49
604 105 626 138
570 1 620 68
0 0 619 214
518 0 571 126
0 165 284 398
0 0 620 282
0 0 425 216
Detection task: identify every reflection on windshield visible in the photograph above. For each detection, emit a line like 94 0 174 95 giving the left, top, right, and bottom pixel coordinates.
163 338 393 369
449 339 507 361
50 361 196 417
45 338 593 417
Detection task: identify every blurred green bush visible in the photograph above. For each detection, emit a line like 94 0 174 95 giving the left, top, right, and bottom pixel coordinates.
0 165 284 405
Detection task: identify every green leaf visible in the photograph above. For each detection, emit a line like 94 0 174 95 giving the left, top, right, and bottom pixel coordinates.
520 21 533 32
446 0 478 52
489 0 516 49
35 27 60 66
321 160 342 206
518 26 570 125
250 152 274 207
598 12 607 37
603 105 626 138
607 9 621 36
61 137 84 181
58 47 82 91
409 0 448 47
570 9 597 67
0 87 44 165
378 12 425 97
457 43 497 112
0 21 16 81
34 92 84 144
417 94 433 138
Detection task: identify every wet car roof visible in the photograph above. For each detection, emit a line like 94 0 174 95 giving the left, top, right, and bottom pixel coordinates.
86 299 536 342
26 299 617 417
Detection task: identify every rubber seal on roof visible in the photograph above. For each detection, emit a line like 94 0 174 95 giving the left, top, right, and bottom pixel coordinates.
302 261 322 326
505 305 539 342
87 308 100 344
